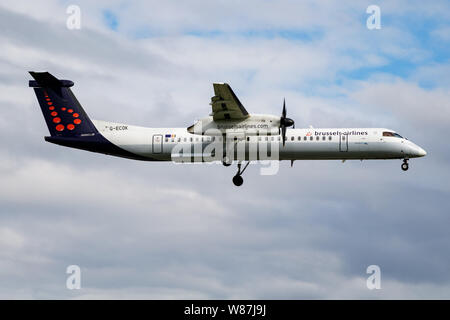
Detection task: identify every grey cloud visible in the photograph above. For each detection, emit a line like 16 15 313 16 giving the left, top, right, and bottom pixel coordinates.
0 1 449 299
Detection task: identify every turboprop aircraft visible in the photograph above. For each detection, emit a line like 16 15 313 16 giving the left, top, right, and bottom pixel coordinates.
29 72 426 186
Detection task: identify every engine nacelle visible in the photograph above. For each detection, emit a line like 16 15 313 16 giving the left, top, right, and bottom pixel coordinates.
187 114 281 136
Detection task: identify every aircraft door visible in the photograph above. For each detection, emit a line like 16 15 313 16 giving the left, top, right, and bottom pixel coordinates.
152 134 163 153
339 133 348 152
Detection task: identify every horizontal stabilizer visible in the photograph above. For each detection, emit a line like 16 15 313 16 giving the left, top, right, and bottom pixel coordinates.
29 71 74 88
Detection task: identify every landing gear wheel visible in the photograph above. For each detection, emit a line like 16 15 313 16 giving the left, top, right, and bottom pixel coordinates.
231 162 249 186
401 160 409 171
232 175 243 186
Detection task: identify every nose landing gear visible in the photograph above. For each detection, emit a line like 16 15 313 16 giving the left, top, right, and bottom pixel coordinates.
401 159 409 171
232 162 249 186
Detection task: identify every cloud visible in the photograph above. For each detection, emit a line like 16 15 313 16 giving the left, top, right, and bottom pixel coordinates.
431 26 450 42
0 0 449 299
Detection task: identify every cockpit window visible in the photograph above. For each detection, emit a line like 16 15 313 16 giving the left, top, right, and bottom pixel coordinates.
383 131 403 138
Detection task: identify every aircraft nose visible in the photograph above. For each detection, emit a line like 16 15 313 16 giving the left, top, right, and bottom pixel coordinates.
416 146 427 157
410 145 427 157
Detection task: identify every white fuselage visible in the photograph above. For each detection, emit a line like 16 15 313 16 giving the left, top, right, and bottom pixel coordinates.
93 120 426 162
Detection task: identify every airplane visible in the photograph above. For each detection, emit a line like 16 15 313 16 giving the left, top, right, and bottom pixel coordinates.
29 71 426 186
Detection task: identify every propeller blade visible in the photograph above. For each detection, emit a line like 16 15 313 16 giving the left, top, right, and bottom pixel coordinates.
282 98 286 118
282 125 286 146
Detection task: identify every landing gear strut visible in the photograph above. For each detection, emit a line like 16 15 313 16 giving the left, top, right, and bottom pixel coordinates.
401 159 409 171
233 162 249 186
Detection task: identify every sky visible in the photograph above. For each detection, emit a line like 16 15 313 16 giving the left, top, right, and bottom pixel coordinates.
0 0 449 299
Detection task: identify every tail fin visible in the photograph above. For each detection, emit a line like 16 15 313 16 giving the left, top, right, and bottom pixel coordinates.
29 71 98 136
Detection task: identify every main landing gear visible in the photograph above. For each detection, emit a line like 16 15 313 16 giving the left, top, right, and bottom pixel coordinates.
232 162 249 186
401 159 409 171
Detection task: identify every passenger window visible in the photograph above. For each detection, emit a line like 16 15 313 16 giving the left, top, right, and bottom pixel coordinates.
298 136 301 141
247 137 250 141
328 136 332 141
304 136 307 141
342 136 346 141
190 137 193 142
291 136 294 141
310 136 313 141
258 137 262 141
164 138 168 142
316 136 319 141
265 137 268 141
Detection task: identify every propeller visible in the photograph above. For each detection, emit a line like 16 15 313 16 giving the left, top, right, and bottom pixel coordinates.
279 98 295 146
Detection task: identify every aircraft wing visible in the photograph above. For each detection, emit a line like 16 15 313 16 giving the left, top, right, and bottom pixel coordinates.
210 83 249 121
